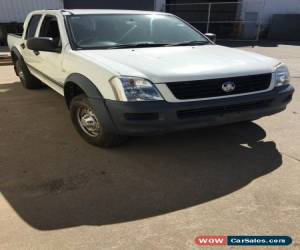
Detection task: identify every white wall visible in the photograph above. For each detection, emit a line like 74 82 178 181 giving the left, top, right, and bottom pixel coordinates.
0 0 64 23
241 0 300 25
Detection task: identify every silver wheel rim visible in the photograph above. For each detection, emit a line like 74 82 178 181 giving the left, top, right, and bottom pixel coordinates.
17 62 25 82
76 106 101 137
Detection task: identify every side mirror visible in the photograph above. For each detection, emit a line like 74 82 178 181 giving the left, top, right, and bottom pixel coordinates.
205 33 216 43
27 37 59 53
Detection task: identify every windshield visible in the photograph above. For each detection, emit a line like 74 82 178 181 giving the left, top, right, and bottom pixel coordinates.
67 14 210 49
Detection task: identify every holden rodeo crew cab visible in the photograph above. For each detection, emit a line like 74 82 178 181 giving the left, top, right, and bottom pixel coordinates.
8 10 294 147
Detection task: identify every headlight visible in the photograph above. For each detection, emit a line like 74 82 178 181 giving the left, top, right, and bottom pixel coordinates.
109 77 163 101
275 64 290 87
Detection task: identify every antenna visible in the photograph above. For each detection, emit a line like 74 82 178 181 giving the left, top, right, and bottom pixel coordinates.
60 9 74 15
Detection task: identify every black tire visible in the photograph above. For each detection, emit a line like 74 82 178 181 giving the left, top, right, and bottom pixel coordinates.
15 58 43 89
70 94 127 147
234 120 255 125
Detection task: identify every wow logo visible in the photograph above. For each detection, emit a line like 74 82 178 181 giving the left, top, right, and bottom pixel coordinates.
195 236 292 247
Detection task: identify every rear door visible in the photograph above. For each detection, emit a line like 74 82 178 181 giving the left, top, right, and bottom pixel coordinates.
22 14 42 69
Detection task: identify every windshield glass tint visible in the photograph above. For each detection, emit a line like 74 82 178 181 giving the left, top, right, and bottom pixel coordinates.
67 14 208 49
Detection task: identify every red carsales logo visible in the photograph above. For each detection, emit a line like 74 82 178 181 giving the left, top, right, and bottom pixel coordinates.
195 236 227 246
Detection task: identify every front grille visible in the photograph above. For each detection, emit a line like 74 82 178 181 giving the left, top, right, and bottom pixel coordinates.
167 73 272 99
177 100 272 119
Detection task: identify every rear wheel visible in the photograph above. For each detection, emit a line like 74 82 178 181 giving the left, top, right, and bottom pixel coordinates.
70 94 127 147
15 59 43 89
234 120 255 125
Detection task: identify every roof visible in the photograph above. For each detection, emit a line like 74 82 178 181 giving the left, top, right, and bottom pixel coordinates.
64 9 169 15
30 9 171 16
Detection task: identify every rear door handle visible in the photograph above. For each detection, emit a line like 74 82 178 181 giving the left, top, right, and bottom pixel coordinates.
20 43 25 49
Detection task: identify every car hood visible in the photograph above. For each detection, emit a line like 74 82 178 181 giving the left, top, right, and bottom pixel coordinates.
78 45 280 83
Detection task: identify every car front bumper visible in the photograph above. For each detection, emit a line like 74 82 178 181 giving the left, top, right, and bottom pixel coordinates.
104 85 294 135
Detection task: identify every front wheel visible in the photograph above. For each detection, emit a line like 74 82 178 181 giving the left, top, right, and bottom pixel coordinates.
70 94 127 147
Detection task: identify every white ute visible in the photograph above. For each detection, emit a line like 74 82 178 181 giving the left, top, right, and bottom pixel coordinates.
8 9 294 147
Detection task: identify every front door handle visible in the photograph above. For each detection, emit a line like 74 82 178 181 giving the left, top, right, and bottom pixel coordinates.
33 50 40 56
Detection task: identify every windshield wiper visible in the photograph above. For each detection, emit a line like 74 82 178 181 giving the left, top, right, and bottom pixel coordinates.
105 42 170 49
166 40 210 47
100 40 210 49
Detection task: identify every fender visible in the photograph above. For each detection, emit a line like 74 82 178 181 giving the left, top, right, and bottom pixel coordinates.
11 47 22 59
10 47 23 74
64 73 118 134
64 73 104 100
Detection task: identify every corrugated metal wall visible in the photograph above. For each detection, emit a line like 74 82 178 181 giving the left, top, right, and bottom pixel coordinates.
0 0 64 23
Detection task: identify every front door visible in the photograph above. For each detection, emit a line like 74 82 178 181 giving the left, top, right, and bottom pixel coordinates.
33 15 65 93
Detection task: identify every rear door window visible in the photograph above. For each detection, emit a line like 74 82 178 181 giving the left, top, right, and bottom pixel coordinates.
25 15 42 39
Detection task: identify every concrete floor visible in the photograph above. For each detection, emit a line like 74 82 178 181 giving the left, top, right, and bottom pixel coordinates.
0 44 299 250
